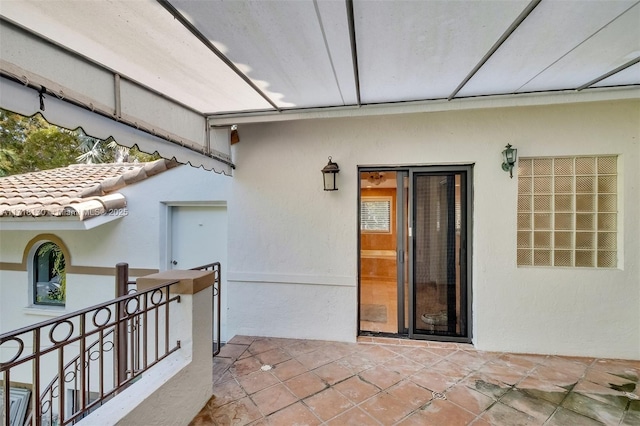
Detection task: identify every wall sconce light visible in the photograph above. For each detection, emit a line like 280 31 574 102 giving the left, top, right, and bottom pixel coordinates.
501 144 518 178
321 156 340 191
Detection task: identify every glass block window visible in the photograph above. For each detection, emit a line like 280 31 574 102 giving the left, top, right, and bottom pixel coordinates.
517 156 617 268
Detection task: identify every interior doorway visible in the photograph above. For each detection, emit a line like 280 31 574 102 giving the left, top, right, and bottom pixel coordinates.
358 166 472 342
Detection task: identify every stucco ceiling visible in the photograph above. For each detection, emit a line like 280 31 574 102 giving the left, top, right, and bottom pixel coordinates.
0 0 639 118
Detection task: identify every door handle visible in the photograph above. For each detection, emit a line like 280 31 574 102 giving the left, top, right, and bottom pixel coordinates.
171 260 178 265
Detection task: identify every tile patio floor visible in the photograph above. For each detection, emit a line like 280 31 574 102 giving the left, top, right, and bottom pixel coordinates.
190 336 640 426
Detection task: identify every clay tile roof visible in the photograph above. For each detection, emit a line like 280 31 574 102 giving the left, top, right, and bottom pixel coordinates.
0 159 179 221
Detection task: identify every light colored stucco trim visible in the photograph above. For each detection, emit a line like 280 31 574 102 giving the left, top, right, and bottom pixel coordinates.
227 272 355 287
0 262 158 276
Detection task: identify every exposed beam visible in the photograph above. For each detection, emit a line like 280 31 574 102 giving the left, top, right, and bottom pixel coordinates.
156 0 281 112
346 0 362 106
447 0 543 101
577 57 640 91
208 86 640 126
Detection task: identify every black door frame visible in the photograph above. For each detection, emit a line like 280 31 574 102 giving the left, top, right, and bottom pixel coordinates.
357 164 473 343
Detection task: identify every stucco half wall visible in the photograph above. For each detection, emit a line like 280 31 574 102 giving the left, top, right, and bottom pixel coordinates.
226 99 640 360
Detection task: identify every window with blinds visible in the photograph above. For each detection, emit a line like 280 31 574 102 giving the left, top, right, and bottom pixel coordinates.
361 198 391 233
517 156 618 268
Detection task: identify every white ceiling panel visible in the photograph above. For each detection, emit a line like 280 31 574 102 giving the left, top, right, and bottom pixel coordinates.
518 2 640 92
1 0 638 123
0 0 272 113
171 0 354 109
354 0 530 103
457 0 638 97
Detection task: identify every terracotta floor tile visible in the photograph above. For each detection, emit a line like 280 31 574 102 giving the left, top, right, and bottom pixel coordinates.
468 417 493 426
516 376 568 405
313 361 354 385
360 345 398 364
446 383 495 415
561 392 625 425
359 364 403 390
326 406 381 426
285 371 327 399
384 345 421 355
430 358 474 381
447 350 491 370
528 365 580 388
498 353 546 372
461 373 512 399
397 398 477 426
382 356 424 376
230 356 264 377
545 407 604 426
423 346 458 357
360 392 414 425
228 335 258 345
583 367 636 389
333 375 381 404
541 356 589 379
190 396 261 426
336 353 377 374
573 378 630 409
410 368 457 393
499 388 557 423
256 348 292 366
479 402 541 426
478 360 528 385
250 383 298 416
248 338 282 355
386 379 433 409
404 347 445 366
192 337 640 425
304 388 354 421
219 343 250 360
215 369 235 385
320 341 360 358
238 371 280 395
271 358 309 381
286 340 324 357
622 409 640 426
212 378 247 406
295 349 336 370
265 401 321 426
591 358 640 377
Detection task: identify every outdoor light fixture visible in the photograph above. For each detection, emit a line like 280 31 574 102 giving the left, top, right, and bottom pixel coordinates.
321 156 340 191
501 144 518 178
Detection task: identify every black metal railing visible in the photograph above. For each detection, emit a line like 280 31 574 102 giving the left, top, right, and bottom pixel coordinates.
190 263 222 356
0 279 180 426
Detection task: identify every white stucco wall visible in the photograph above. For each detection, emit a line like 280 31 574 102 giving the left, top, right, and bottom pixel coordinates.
0 164 230 336
226 99 640 360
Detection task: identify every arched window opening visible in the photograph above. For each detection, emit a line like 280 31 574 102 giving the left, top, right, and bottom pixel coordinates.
33 242 66 306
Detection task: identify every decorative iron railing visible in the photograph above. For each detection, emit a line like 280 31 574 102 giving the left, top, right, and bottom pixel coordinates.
0 279 180 426
190 263 222 356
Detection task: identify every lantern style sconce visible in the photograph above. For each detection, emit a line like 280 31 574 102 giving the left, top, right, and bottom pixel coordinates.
501 144 518 178
321 156 340 191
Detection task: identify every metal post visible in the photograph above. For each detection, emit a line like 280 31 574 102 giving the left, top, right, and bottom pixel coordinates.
115 263 128 388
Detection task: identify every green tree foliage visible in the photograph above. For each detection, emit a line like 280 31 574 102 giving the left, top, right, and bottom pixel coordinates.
19 126 84 173
0 109 162 176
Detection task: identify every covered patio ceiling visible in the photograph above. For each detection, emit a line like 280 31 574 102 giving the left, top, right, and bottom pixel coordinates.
1 0 639 168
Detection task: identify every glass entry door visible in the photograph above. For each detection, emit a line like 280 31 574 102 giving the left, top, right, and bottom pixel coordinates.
359 166 471 342
409 168 470 340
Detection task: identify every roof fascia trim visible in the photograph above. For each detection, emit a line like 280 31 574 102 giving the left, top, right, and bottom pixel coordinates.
0 215 123 231
208 86 640 126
